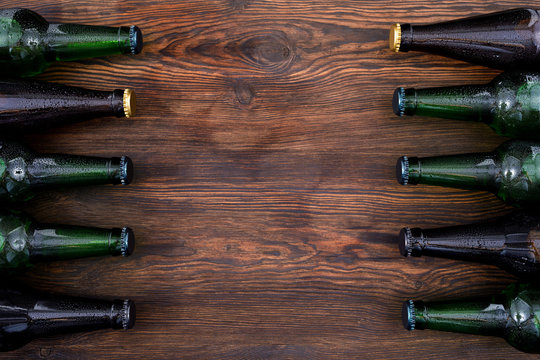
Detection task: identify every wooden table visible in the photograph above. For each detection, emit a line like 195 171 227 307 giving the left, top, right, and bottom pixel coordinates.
4 0 534 358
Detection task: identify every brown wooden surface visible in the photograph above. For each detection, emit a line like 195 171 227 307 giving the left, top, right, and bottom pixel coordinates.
1 0 537 359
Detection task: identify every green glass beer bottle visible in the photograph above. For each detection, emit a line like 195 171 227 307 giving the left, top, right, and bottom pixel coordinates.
0 210 133 270
399 211 540 278
403 283 540 353
0 140 133 201
0 8 143 77
0 78 135 132
390 8 540 70
394 72 540 139
397 140 540 205
0 286 134 351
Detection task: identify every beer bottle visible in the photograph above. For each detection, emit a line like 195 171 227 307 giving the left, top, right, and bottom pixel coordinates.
394 72 540 139
403 283 540 353
0 140 133 201
397 140 540 205
390 8 540 69
0 8 143 77
0 286 134 351
0 78 135 132
399 211 540 278
0 210 133 270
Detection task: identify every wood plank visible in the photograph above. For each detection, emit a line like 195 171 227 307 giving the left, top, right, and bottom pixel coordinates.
0 0 534 358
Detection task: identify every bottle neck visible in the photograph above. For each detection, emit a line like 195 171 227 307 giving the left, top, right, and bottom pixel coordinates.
397 154 498 190
399 225 510 262
28 225 133 262
399 22 493 54
393 86 494 122
28 297 135 336
403 299 508 336
44 24 142 62
26 154 133 188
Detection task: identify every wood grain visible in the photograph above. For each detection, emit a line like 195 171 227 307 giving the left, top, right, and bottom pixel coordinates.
0 0 536 358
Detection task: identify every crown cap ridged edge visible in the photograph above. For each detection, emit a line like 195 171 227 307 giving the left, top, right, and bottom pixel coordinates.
390 23 402 52
121 227 129 256
397 156 409 186
403 228 413 257
129 25 143 54
123 89 135 118
122 299 131 329
403 300 416 330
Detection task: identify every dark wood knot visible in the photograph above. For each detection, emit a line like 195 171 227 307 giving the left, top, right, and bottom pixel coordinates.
233 79 255 107
238 32 295 73
229 0 251 10
40 347 52 358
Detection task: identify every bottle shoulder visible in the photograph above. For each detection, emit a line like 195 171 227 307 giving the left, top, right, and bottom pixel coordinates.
0 9 49 77
503 286 540 352
0 213 33 269
0 142 37 201
0 8 48 32
492 142 540 203
495 140 539 156
0 287 31 351
492 71 540 87
482 72 540 138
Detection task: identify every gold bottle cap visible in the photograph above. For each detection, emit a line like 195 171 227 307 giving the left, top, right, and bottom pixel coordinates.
123 89 136 118
389 23 402 52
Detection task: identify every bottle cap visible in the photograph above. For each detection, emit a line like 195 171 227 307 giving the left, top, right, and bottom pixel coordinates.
402 300 416 330
398 228 413 257
396 156 409 185
392 87 405 116
389 23 402 52
121 227 135 257
122 299 136 329
120 156 134 185
111 299 136 329
123 89 136 118
129 26 143 55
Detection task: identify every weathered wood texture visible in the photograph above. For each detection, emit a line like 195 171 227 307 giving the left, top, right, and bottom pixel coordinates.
0 0 536 358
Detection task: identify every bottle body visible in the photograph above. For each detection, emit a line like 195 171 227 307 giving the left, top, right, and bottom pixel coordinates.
390 8 540 69
394 72 540 139
397 140 540 205
0 210 134 269
0 140 133 201
0 8 143 77
0 286 134 351
0 78 135 132
399 211 540 277
403 283 540 353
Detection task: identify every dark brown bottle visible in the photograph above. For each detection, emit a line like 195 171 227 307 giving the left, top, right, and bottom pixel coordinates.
0 286 135 351
0 78 135 132
399 212 540 278
390 8 540 69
